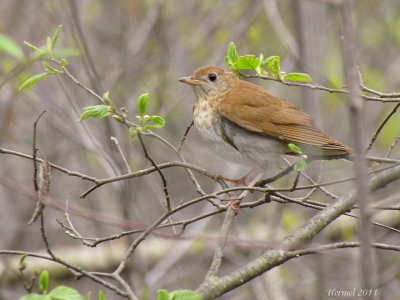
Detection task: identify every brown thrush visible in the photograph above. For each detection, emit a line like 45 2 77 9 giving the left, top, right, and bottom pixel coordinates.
179 65 352 169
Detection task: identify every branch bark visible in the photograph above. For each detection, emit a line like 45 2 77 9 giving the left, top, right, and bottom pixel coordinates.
196 163 400 299
339 1 378 296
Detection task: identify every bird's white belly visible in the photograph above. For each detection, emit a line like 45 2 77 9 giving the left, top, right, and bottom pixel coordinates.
197 122 246 163
194 102 245 164
193 99 286 168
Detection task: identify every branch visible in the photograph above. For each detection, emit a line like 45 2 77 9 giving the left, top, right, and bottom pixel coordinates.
137 132 171 211
245 74 349 94
196 163 400 299
340 0 376 294
245 72 400 103
0 250 133 298
28 111 47 225
80 161 219 198
290 242 400 256
0 148 99 183
367 103 400 151
205 208 236 279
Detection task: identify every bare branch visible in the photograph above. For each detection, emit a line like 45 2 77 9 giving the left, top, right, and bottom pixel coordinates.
367 104 400 151
340 1 377 294
205 208 236 279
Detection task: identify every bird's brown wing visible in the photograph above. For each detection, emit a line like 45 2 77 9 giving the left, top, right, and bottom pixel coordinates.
218 79 352 155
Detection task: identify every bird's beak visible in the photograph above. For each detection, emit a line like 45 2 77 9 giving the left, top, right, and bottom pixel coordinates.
178 76 203 85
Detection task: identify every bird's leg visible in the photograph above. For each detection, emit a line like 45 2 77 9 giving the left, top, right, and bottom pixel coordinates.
227 171 264 214
217 169 254 186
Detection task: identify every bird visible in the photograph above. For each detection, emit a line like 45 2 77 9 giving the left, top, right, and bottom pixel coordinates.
179 65 353 173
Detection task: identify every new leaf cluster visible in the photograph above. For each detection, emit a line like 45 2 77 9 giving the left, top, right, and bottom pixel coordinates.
225 41 312 83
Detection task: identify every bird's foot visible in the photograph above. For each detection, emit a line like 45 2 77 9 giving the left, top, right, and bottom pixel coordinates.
217 169 254 186
226 172 265 215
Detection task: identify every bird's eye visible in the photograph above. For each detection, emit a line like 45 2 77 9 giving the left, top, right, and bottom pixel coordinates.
208 73 217 82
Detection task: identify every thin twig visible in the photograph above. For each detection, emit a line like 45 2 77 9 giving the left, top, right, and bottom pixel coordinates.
28 111 47 225
367 103 400 151
289 242 400 256
362 95 400 103
32 111 46 192
178 119 194 154
245 74 349 94
289 171 301 191
111 136 132 173
59 194 97 247
205 207 236 279
386 136 400 158
114 211 171 275
53 58 103 103
80 160 218 198
256 163 295 187
137 132 171 211
144 130 208 196
0 148 99 182
28 160 51 225
360 84 400 98
40 214 55 259
246 73 400 103
0 250 131 298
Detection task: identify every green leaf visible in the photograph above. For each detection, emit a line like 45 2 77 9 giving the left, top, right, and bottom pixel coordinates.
294 159 307 172
137 93 148 117
18 72 53 91
129 127 140 140
79 105 111 122
234 55 260 71
264 56 280 78
224 56 240 77
169 290 202 300
224 42 242 76
42 62 60 73
157 289 170 300
19 294 51 300
0 33 24 59
24 41 43 52
60 58 69 66
98 290 106 300
143 115 165 131
39 270 49 294
289 143 307 172
261 55 279 67
283 72 312 82
51 25 63 50
224 55 233 68
259 53 264 63
46 36 52 52
49 286 85 300
288 143 302 155
227 41 239 63
86 291 91 300
102 91 113 107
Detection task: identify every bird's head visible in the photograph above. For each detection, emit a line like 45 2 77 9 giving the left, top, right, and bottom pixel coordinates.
179 65 235 99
